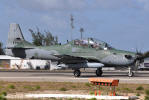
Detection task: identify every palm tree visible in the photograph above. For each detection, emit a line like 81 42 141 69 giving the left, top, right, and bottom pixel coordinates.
80 28 84 39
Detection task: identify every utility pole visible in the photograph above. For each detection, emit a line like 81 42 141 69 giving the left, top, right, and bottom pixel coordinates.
80 27 84 40
70 14 74 41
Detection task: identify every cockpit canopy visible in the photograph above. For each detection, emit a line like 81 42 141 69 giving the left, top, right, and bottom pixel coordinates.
74 38 114 50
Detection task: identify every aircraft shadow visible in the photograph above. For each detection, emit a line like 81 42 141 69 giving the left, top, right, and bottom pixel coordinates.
30 73 72 77
30 73 149 78
79 74 149 78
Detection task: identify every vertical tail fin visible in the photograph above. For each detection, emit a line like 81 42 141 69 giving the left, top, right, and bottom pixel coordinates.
6 23 25 48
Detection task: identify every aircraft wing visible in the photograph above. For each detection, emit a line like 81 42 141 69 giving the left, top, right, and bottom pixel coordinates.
55 55 100 64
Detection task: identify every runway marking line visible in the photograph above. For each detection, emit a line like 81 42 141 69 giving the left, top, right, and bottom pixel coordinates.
0 77 149 81
26 94 129 99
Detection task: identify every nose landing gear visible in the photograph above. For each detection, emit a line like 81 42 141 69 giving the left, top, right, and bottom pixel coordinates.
128 67 134 77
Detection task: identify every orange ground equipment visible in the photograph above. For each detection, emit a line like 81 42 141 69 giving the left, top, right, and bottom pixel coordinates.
89 78 119 96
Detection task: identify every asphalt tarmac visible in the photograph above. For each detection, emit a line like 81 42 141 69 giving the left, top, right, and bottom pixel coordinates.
0 70 149 84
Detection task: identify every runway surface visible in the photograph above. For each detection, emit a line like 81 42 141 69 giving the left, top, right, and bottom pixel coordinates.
0 70 149 84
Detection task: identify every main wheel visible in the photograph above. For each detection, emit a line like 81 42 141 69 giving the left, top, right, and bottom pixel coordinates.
74 70 81 77
96 68 103 77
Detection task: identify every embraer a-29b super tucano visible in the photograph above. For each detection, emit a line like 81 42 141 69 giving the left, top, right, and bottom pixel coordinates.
5 23 149 77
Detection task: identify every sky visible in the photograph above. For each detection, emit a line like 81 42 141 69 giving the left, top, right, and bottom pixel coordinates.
0 0 149 52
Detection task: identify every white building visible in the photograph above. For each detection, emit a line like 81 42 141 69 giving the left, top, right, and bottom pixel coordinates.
0 55 57 70
138 58 149 70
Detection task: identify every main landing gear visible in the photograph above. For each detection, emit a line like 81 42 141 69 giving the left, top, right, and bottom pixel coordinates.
73 68 103 77
96 68 103 77
73 69 81 77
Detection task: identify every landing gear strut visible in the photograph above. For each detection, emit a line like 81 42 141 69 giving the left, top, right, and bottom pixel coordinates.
128 67 134 77
74 69 81 77
96 68 103 77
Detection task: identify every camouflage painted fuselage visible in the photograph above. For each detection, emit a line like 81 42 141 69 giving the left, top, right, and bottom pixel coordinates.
6 40 136 67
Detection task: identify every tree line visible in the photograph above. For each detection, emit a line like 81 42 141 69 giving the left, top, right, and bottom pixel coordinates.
29 28 58 46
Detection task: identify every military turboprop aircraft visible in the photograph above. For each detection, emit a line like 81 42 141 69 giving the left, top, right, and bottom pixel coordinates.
5 23 149 77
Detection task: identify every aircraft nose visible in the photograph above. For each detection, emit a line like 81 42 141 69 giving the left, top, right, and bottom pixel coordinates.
101 54 134 65
116 55 134 65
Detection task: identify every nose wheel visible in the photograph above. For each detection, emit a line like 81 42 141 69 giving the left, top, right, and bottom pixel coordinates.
96 68 103 77
128 67 134 77
74 70 81 77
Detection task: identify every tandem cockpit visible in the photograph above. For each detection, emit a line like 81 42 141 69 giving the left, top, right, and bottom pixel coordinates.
73 38 114 50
